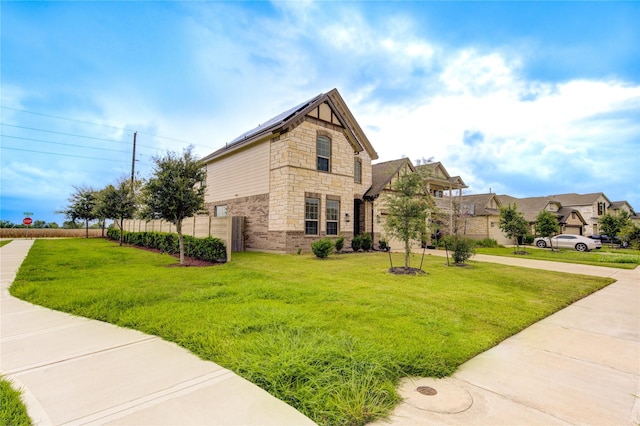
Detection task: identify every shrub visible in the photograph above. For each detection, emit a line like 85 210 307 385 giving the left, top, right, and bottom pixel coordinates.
311 238 334 259
107 230 227 262
360 233 373 251
334 235 345 253
474 238 498 248
453 238 476 264
351 234 362 252
524 234 535 245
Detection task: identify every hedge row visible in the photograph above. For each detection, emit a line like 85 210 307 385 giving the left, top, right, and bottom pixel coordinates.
107 229 227 263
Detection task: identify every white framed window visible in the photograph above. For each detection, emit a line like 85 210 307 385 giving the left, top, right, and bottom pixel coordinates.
317 135 331 172
326 199 339 235
305 197 320 235
354 158 362 183
214 205 227 217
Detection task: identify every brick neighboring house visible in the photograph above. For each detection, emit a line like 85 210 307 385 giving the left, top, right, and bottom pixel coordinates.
202 88 378 253
456 193 509 244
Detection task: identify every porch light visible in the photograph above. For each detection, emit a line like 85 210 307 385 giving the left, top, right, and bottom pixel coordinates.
345 213 350 223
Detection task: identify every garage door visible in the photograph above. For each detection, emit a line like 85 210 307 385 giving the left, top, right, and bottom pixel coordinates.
564 226 582 235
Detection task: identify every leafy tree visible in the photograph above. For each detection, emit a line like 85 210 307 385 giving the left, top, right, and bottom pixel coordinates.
619 222 640 249
32 220 47 228
383 170 433 269
99 177 139 246
599 213 620 240
59 186 98 238
534 210 560 250
0 220 15 228
499 204 528 254
599 211 631 245
141 147 206 265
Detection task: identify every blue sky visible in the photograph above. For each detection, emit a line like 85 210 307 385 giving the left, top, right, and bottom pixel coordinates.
2 1 639 225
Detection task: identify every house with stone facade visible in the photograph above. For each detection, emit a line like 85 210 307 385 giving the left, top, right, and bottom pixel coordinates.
201 89 378 253
541 193 611 236
498 195 587 236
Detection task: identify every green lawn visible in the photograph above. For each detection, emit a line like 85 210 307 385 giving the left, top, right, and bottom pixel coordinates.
475 246 640 269
0 240 13 248
0 377 32 426
10 239 615 426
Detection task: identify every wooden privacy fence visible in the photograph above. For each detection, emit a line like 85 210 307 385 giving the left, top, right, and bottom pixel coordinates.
121 216 245 261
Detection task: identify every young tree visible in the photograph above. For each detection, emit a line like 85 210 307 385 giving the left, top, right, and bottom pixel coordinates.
141 147 206 264
100 177 139 246
534 210 560 250
499 204 528 254
59 186 98 238
383 170 433 270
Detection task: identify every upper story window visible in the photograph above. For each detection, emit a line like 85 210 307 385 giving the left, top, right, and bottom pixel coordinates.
354 158 362 183
317 135 331 172
305 197 320 235
597 202 606 215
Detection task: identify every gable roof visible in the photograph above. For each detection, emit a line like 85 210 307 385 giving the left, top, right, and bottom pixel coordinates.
545 192 611 206
202 88 378 163
416 162 468 189
497 194 587 224
364 158 414 199
459 193 502 216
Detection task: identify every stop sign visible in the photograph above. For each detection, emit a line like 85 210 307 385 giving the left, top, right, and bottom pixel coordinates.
23 217 33 225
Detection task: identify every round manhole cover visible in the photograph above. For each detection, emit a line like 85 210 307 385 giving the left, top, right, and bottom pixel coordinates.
417 386 438 396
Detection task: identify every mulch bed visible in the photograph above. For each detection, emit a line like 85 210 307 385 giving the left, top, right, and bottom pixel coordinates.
388 267 426 275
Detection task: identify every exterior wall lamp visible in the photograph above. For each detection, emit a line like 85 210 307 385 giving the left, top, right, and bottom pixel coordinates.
345 213 350 223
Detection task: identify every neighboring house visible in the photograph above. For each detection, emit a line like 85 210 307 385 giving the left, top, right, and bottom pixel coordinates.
498 195 587 236
415 162 468 233
609 201 640 225
202 88 378 253
457 193 509 244
545 193 611 236
363 158 420 250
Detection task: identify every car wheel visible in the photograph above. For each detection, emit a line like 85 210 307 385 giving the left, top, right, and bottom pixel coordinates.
575 243 587 252
536 240 547 248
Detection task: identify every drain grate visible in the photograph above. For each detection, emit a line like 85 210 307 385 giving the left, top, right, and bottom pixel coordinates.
416 386 438 396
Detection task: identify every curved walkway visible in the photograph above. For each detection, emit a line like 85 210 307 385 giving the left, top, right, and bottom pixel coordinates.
1 240 315 426
373 249 640 425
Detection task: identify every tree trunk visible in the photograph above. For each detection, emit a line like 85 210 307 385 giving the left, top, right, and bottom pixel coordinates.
404 239 410 269
177 220 184 265
85 220 89 239
119 217 124 247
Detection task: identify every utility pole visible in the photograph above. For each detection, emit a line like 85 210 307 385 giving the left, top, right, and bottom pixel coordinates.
130 131 137 184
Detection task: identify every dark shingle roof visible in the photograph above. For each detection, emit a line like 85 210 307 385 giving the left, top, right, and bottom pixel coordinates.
364 158 413 199
202 88 378 163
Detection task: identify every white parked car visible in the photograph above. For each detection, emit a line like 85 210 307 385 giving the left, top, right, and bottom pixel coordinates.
534 234 602 252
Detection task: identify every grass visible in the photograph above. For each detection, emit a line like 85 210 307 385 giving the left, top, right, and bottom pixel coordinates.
475 246 640 269
10 239 615 426
0 240 12 248
0 377 32 426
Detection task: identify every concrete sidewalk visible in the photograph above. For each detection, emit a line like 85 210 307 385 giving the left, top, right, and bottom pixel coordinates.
1 240 315 426
373 249 640 425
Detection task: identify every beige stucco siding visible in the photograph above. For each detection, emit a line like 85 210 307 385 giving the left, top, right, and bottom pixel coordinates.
205 140 270 203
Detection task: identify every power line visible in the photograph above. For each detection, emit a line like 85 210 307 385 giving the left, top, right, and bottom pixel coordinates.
1 122 162 153
0 146 131 163
1 106 210 148
2 135 131 154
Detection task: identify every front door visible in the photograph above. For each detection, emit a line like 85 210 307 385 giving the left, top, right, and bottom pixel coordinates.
354 199 362 235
